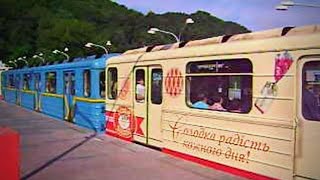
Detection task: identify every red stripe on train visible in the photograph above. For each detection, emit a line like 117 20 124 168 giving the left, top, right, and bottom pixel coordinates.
162 148 277 180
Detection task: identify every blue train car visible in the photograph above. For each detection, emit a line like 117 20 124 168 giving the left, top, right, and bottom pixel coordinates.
0 66 11 100
2 54 118 133
3 69 21 104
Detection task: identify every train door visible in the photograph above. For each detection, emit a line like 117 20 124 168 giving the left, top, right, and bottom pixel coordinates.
133 66 163 147
63 71 75 121
34 73 41 111
295 57 320 179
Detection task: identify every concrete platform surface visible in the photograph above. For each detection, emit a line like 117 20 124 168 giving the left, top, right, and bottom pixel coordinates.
0 101 247 180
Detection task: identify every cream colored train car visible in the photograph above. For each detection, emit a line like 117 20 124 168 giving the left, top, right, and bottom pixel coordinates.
105 25 320 180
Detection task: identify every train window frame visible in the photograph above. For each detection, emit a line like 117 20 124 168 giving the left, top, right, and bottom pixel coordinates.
45 72 57 94
301 60 320 121
100 70 106 98
186 59 253 114
107 68 118 100
151 69 163 104
83 70 91 98
23 73 32 90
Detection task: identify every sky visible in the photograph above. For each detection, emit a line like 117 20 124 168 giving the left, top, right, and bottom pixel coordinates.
115 0 320 31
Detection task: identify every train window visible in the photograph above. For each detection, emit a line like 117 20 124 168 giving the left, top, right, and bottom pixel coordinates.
23 73 31 90
15 75 20 89
45 72 56 93
186 59 252 113
151 69 163 104
100 71 106 98
8 75 14 88
301 61 320 121
107 68 117 100
34 73 41 91
135 69 145 103
64 72 75 95
83 70 91 97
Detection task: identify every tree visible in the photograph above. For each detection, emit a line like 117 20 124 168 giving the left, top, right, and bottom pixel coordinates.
0 0 250 66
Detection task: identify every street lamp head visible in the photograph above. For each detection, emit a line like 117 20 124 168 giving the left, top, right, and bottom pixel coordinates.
148 29 156 34
106 41 112 46
85 42 93 48
281 0 294 6
64 47 69 52
186 18 194 24
275 5 289 10
150 28 159 32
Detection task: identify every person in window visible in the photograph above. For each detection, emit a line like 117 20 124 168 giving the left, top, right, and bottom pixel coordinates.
51 82 56 93
240 88 252 113
111 80 117 98
100 79 106 98
192 93 209 109
209 95 226 111
228 99 242 113
84 86 90 97
23 78 28 90
136 78 145 102
46 81 50 92
84 74 90 97
302 83 320 121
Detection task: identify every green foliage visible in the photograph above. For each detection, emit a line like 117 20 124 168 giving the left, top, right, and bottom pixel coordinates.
0 0 250 67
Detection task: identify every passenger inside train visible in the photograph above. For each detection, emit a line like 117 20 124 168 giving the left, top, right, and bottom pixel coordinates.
192 93 209 109
208 94 226 111
302 61 320 121
136 70 145 103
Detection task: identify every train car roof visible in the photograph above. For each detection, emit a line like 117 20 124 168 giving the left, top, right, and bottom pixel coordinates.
104 25 320 65
4 53 119 74
122 25 320 55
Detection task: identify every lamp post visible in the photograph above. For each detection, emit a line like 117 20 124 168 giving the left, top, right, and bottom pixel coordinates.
178 18 195 42
276 0 320 10
52 48 69 61
148 28 180 43
148 18 194 43
85 41 111 54
32 53 45 63
8 60 17 68
17 56 29 66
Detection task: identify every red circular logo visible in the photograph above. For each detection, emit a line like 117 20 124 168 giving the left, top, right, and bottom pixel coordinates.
114 106 135 138
165 68 183 97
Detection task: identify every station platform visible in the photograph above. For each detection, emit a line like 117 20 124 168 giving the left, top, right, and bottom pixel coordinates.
0 100 247 180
